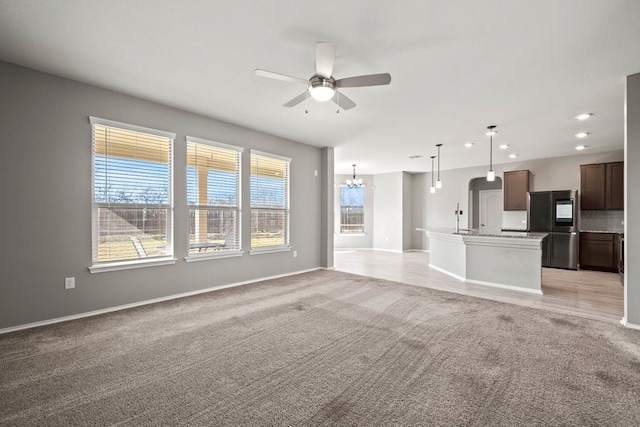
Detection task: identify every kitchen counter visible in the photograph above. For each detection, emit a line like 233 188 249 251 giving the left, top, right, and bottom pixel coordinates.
580 229 624 234
417 229 546 294
439 228 548 239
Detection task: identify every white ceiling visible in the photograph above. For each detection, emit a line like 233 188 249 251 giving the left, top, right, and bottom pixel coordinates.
1 1 639 175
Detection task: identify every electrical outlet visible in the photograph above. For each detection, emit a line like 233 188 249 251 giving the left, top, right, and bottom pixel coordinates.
64 277 75 289
293 250 298 258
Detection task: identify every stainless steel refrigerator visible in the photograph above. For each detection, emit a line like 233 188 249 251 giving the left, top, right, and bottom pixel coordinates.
527 190 579 270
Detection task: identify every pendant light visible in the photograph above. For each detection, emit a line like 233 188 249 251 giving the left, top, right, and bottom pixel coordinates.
435 143 443 188
346 164 362 188
486 125 496 182
430 156 436 193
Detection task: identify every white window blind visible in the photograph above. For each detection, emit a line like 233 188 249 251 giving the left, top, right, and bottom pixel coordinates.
340 185 365 233
250 151 290 249
187 136 242 255
90 117 174 265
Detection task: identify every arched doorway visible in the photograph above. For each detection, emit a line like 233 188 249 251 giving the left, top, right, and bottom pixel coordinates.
468 177 502 232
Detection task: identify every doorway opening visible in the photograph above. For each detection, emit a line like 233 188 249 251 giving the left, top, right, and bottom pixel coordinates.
468 177 502 231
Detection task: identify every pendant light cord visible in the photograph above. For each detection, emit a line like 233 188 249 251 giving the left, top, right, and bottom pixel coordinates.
487 125 496 171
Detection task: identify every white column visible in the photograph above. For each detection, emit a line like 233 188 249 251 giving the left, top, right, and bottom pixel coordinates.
624 73 640 328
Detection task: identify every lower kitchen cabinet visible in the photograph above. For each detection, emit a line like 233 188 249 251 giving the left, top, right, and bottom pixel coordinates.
579 232 618 272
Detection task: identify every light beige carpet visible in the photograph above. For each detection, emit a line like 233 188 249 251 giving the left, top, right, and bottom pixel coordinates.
1 270 640 426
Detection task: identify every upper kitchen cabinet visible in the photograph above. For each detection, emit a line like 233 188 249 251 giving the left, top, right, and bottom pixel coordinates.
606 161 624 210
580 162 624 210
503 170 530 210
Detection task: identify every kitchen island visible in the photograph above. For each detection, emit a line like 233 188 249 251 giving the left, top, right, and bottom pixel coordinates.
418 228 548 294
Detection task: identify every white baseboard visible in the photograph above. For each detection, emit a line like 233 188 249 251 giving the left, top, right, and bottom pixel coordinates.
620 317 640 330
428 264 466 282
334 248 428 253
465 278 544 295
0 267 322 335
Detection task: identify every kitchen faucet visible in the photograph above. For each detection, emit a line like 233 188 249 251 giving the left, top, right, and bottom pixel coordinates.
455 202 461 233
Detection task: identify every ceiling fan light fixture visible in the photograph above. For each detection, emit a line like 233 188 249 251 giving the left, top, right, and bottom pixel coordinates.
308 76 336 101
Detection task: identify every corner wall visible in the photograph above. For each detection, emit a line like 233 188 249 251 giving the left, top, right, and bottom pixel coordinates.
624 72 640 327
373 172 404 252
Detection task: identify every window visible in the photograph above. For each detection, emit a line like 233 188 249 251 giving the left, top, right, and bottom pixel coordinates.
187 137 242 256
250 151 290 250
340 185 365 234
90 117 175 269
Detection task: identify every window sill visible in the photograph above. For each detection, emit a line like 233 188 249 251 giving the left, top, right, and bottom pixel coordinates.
89 257 177 273
249 246 292 256
185 250 244 263
338 233 367 236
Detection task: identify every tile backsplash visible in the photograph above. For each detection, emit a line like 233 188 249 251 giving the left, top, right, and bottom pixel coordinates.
502 210 528 231
580 210 624 232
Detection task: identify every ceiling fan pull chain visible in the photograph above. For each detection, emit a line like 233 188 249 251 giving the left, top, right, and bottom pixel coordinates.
305 91 309 114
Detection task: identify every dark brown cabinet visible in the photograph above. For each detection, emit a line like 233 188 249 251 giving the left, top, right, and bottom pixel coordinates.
579 232 619 272
503 170 530 211
580 162 623 210
606 161 624 209
580 164 605 209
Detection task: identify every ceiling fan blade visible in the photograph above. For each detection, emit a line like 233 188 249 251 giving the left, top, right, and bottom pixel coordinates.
283 91 308 107
255 69 309 85
315 42 336 78
336 73 392 88
333 90 356 110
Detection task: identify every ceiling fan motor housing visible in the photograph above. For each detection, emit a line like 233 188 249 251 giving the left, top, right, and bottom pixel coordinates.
308 74 336 101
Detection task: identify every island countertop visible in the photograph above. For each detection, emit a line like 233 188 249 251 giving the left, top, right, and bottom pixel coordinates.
417 228 548 240
417 228 545 294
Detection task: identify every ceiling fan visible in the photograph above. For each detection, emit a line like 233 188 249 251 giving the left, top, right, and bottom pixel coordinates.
255 42 391 110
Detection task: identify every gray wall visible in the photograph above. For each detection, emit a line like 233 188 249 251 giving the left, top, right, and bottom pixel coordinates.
320 148 334 268
625 73 640 326
373 172 404 252
402 172 413 251
0 61 327 330
411 170 429 250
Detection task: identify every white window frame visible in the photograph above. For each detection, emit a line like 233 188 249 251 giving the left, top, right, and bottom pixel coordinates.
339 184 366 235
185 136 243 262
89 117 176 273
250 150 291 254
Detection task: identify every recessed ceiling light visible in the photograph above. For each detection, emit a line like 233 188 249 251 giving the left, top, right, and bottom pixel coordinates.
499 144 509 149
575 145 587 151
576 113 592 120
575 132 589 138
408 155 423 159
464 142 474 148
509 153 518 158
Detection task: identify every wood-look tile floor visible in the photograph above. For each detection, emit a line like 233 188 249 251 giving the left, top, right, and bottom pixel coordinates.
334 250 624 323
